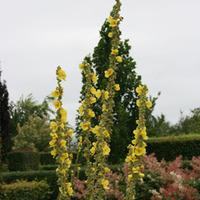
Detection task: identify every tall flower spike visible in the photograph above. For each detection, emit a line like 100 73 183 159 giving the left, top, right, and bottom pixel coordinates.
125 84 151 200
50 66 74 200
85 1 122 199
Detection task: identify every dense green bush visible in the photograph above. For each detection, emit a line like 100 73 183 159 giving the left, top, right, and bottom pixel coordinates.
1 170 58 200
0 180 51 200
40 152 55 165
147 134 200 161
7 151 40 171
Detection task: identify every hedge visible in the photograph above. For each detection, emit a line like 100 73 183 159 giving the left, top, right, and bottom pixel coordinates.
0 180 51 200
1 170 58 200
147 134 200 161
39 152 55 165
7 151 40 171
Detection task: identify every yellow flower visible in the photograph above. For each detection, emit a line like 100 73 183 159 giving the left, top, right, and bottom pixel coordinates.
128 174 133 182
65 182 73 196
116 56 123 63
66 129 74 137
53 100 61 109
88 109 95 118
80 121 91 131
103 129 110 138
60 108 67 123
102 143 110 156
146 100 152 109
95 89 102 99
136 99 142 107
132 166 140 174
108 32 113 38
49 139 57 147
50 149 57 157
91 125 100 136
50 121 58 131
102 104 108 112
51 89 60 98
57 67 66 80
89 97 96 104
60 139 66 148
60 152 68 163
136 85 144 96
78 105 84 116
50 132 58 139
103 91 109 100
90 87 96 95
140 128 148 140
90 146 96 155
104 167 111 173
79 63 86 70
107 16 118 28
105 68 114 78
91 73 98 84
111 49 119 55
114 84 120 91
135 146 146 156
101 179 109 190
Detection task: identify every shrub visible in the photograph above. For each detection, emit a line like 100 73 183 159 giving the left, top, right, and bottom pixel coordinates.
39 165 57 171
147 134 200 161
1 170 58 200
7 151 40 171
40 152 55 165
0 180 51 200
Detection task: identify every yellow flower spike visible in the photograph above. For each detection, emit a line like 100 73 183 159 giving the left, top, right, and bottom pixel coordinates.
116 56 123 63
101 179 109 190
111 48 119 55
50 121 58 131
104 68 114 78
51 88 61 98
146 100 153 109
102 143 110 156
114 84 120 91
108 32 113 38
88 109 95 118
53 100 61 109
89 97 97 104
103 91 110 100
80 121 91 131
57 67 67 81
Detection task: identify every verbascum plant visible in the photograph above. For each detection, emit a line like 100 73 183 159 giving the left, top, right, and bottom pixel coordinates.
49 66 74 200
125 84 152 200
84 1 123 199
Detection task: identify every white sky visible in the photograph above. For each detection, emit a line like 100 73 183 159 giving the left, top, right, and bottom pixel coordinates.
0 0 200 126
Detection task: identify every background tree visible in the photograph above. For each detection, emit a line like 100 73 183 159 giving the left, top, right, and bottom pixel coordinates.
0 70 11 161
10 94 53 136
77 20 143 163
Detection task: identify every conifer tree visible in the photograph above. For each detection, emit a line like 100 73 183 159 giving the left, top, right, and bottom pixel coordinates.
0 70 11 162
76 2 141 163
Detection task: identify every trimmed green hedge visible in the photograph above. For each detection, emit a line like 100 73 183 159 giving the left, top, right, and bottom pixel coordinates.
0 180 51 200
7 151 40 171
40 152 55 165
147 134 200 161
1 170 58 200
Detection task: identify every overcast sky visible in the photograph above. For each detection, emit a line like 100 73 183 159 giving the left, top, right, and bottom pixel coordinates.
0 0 200 126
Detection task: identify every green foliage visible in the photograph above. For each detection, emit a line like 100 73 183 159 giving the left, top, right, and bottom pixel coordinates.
10 94 52 137
1 170 58 200
0 71 11 161
13 116 50 152
191 178 200 194
0 180 51 200
40 152 55 165
39 165 57 171
7 151 40 171
147 134 200 161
